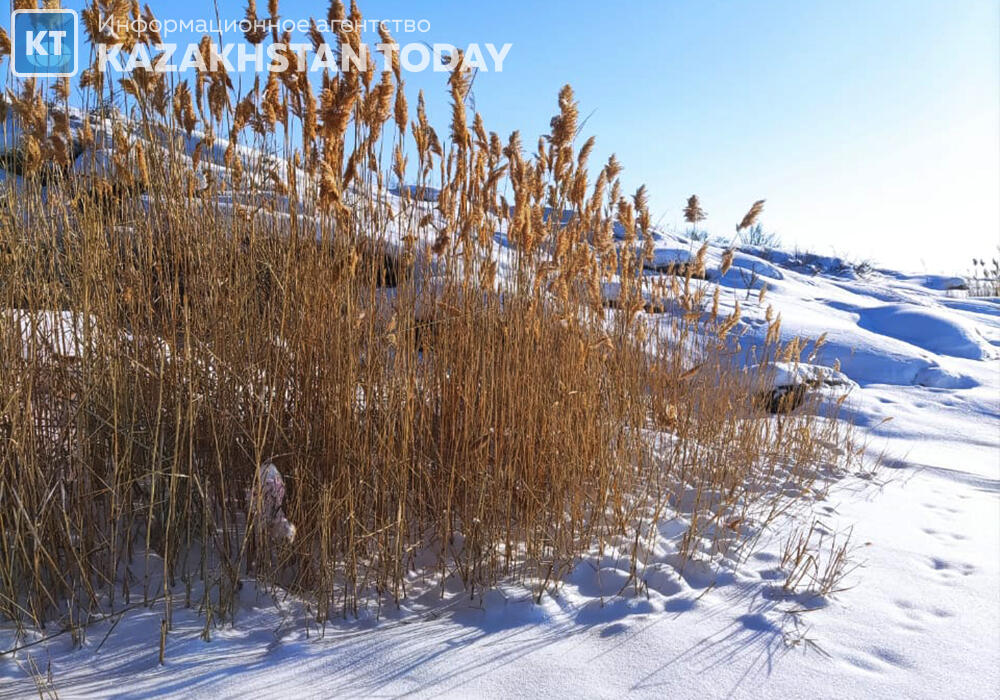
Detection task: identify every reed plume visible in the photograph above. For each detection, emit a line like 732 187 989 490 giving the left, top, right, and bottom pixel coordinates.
737 199 765 232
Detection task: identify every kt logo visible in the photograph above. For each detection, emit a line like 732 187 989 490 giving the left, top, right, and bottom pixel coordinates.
11 9 78 78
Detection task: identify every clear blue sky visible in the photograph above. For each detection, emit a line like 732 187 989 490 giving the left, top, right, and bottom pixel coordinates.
392 0 1000 274
7 1 999 274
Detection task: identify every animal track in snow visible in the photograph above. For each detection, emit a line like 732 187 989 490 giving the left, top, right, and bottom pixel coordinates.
890 599 956 632
921 526 968 541
927 556 975 578
843 645 914 673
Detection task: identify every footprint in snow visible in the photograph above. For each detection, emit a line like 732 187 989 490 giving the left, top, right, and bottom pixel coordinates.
927 557 975 577
891 599 956 632
757 567 785 581
921 527 969 542
871 646 914 669
663 597 697 613
599 622 629 637
844 646 914 673
736 613 777 633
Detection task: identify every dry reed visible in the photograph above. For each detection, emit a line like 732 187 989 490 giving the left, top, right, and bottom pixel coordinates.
0 0 859 635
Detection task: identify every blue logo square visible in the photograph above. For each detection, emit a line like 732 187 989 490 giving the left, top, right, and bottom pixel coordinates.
11 9 78 77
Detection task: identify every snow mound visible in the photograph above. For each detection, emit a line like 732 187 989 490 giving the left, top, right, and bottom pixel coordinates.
912 363 980 389
856 304 996 361
731 253 784 280
752 361 857 389
645 246 697 271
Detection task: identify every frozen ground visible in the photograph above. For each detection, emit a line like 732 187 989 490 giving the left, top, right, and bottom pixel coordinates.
1 234 997 699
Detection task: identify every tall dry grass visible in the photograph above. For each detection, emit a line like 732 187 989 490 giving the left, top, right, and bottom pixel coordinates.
0 0 858 635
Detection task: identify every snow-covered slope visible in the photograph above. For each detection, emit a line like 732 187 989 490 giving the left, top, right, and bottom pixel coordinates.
1 228 997 698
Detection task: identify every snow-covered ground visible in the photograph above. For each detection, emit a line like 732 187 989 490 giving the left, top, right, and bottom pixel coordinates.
1 232 997 698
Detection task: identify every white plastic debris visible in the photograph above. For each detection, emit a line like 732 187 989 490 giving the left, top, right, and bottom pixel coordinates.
258 461 296 544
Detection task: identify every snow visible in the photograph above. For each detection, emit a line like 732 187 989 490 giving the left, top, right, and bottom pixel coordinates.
645 246 697 270
2 446 997 699
3 309 95 359
855 304 996 361
751 362 857 390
